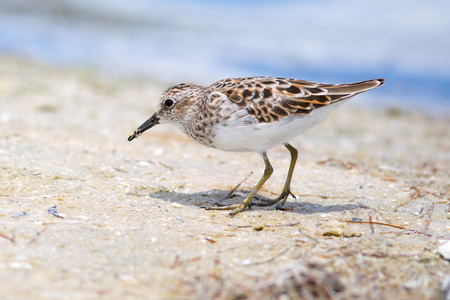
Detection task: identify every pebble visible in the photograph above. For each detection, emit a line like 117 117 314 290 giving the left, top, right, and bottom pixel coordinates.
438 240 450 260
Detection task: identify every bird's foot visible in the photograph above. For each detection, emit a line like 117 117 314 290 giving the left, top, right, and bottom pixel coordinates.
201 203 251 216
252 189 296 209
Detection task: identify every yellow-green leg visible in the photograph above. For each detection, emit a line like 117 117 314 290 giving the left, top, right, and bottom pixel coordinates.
204 151 273 216
253 143 298 209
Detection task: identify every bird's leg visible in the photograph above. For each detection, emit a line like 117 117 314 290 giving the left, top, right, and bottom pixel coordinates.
203 152 273 216
253 143 298 209
213 171 253 205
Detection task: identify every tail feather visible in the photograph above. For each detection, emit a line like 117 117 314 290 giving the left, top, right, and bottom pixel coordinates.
324 79 385 95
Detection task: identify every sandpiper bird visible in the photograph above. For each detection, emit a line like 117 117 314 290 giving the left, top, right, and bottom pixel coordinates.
128 77 384 215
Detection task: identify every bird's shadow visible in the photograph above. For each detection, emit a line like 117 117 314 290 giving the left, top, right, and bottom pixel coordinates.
150 189 363 215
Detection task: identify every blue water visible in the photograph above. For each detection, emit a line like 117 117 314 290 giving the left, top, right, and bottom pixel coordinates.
1 0 449 113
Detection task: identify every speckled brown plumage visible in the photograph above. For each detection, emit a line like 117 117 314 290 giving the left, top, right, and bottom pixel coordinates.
206 77 383 123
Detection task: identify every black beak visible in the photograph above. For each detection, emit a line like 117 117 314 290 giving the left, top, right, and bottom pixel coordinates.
128 113 160 141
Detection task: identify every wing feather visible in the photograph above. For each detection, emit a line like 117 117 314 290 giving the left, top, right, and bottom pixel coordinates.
209 77 384 123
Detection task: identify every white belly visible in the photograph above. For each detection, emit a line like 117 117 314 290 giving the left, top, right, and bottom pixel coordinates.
212 103 342 153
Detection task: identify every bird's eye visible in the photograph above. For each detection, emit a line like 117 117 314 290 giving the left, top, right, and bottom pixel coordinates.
164 99 174 108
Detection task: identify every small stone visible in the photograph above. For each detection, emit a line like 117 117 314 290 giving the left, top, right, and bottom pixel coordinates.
253 225 264 231
438 240 450 260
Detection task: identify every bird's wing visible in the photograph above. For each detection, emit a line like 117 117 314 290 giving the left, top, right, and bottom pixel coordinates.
209 77 384 123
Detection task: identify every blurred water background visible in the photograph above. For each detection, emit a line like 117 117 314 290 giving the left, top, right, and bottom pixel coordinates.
1 0 449 113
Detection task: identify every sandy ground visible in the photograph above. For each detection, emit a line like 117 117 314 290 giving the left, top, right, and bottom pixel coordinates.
0 56 449 299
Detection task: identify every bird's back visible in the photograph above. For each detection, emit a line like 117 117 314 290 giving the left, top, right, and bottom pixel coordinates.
208 77 384 123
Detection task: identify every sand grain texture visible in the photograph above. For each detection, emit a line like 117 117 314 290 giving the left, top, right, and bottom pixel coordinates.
1 57 449 299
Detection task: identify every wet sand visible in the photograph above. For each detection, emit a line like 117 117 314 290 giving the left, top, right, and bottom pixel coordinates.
0 56 449 299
